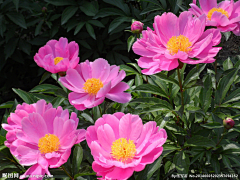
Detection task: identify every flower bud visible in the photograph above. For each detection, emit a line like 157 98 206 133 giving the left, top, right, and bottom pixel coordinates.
131 21 144 34
223 117 235 130
42 7 47 13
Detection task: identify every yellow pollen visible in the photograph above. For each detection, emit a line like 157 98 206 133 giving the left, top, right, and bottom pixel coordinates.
167 35 192 55
38 134 60 154
83 78 103 95
54 57 63 65
207 8 229 20
111 138 136 162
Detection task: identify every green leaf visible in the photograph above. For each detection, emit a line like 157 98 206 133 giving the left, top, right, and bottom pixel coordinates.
184 135 216 147
135 103 171 114
4 37 18 59
52 97 65 108
222 88 240 104
135 74 143 86
80 2 98 16
134 84 168 98
183 64 206 88
222 155 232 170
35 20 44 36
86 23 96 40
0 101 13 109
223 57 233 71
88 20 104 28
74 22 85 35
44 0 77 6
39 72 51 84
6 11 27 29
222 31 231 41
12 88 37 104
151 73 179 86
127 35 135 52
103 0 130 15
120 65 138 75
215 68 239 104
94 8 126 19
72 145 83 176
210 155 220 174
61 6 78 25
140 5 163 15
199 75 212 112
30 84 61 92
173 151 190 174
19 39 31 55
200 122 223 129
81 113 94 124
12 0 19 11
108 17 132 33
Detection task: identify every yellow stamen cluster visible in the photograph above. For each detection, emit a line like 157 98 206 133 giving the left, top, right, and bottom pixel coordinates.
38 134 60 154
54 57 63 65
207 8 229 20
167 35 192 55
111 138 136 162
83 78 104 95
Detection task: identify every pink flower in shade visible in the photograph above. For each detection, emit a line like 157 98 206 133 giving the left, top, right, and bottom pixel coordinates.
86 113 167 180
2 100 86 180
59 58 131 111
189 0 240 36
34 37 80 74
132 11 222 75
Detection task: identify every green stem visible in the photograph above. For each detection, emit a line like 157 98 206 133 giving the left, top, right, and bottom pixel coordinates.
98 105 102 117
216 128 227 147
214 61 217 88
61 165 73 180
177 68 184 110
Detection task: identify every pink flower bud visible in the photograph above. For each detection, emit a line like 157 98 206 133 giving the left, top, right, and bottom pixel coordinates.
131 21 144 34
42 7 47 13
223 117 235 130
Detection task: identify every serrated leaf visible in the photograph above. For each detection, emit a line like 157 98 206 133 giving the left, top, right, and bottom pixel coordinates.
6 11 27 29
61 6 78 25
86 23 96 40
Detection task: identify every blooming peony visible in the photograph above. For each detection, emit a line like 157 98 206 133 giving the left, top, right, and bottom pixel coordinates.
2 99 86 180
86 113 167 180
132 11 222 75
59 58 131 110
34 37 80 74
189 0 240 36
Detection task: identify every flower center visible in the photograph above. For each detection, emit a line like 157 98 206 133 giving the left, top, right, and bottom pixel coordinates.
83 78 103 95
38 134 60 154
167 35 192 55
207 8 229 20
54 57 63 65
111 138 136 162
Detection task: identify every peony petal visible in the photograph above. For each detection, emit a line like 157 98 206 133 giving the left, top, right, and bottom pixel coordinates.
199 0 217 14
106 92 131 104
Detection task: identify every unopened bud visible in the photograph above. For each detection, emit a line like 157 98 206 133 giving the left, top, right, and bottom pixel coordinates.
42 7 47 13
223 117 235 130
131 21 144 34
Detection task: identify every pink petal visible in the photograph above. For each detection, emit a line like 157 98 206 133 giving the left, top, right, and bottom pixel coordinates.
211 12 230 26
102 114 120 139
55 37 69 58
106 92 131 103
96 81 111 98
69 92 90 105
90 141 112 159
119 114 143 142
65 68 85 89
20 164 48 180
108 82 129 94
86 126 98 147
91 58 110 82
105 167 134 180
189 3 204 17
199 0 217 14
138 57 159 69
140 147 163 164
75 129 86 144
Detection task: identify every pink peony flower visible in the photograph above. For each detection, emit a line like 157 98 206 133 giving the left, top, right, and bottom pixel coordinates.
34 37 80 74
131 21 144 34
132 11 222 74
189 0 240 36
2 99 86 180
86 113 167 180
59 58 131 111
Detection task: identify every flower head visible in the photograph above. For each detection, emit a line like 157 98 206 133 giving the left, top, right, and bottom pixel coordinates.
223 117 235 129
2 100 86 180
34 37 80 74
132 11 222 74
189 0 240 36
59 58 131 110
86 113 167 180
131 21 144 34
